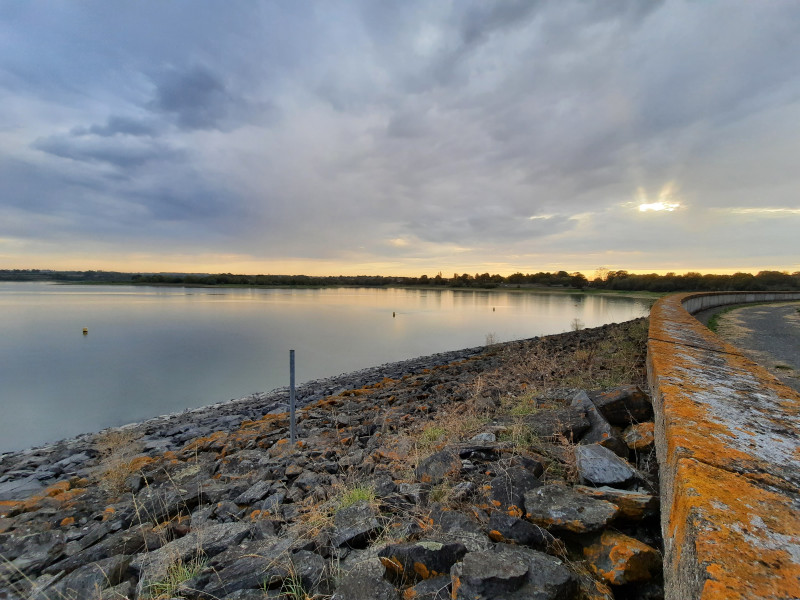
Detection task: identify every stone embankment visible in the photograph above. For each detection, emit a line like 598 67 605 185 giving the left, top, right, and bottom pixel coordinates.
1 320 663 600
647 292 800 600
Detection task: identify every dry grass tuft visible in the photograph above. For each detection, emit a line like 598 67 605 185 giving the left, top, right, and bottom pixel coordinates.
94 428 145 496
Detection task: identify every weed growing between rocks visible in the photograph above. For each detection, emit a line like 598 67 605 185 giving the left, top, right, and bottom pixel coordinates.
94 429 146 497
143 556 206 599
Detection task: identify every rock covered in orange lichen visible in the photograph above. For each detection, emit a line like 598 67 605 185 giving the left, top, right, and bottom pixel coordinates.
583 530 662 585
623 422 655 450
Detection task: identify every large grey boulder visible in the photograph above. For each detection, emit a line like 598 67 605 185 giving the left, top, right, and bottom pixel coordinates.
524 484 619 533
332 501 381 549
199 536 294 597
487 513 556 551
378 540 467 583
132 521 250 595
331 558 400 600
487 466 542 514
571 391 628 457
575 444 637 487
30 555 131 600
451 544 576 599
589 385 652 426
416 449 461 484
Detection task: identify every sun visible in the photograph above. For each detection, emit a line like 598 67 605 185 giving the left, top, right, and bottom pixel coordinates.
637 182 681 212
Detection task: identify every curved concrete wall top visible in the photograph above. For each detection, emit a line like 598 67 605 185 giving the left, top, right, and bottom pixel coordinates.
647 292 800 600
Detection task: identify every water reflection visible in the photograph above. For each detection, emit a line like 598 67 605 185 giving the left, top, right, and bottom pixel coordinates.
0 282 650 451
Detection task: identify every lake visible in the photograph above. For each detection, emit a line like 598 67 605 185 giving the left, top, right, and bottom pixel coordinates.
0 282 651 452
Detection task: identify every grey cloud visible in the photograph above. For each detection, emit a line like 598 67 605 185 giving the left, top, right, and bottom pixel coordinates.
149 65 258 132
409 206 574 245
72 116 158 138
32 134 179 169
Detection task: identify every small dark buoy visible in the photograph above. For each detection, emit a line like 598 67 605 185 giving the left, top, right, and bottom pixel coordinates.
392 311 396 318
82 328 88 335
493 307 495 312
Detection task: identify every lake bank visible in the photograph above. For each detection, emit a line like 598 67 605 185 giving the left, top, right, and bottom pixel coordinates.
0 318 663 600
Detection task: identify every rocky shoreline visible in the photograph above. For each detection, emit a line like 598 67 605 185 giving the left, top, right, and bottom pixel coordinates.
1 318 663 600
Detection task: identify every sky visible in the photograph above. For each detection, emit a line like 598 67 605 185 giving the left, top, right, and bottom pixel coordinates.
1 1 799 277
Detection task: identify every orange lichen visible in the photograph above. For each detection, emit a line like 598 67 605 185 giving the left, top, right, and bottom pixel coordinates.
583 530 660 585
60 516 75 527
48 481 72 496
669 458 800 600
649 293 800 600
182 430 228 453
0 500 22 516
380 556 404 577
488 530 504 542
451 575 461 599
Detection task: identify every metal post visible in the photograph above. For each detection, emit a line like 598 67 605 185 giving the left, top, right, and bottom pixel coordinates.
289 349 296 444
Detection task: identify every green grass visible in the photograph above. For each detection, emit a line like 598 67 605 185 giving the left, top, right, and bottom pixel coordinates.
418 424 447 449
335 483 376 511
508 396 538 416
145 556 206 598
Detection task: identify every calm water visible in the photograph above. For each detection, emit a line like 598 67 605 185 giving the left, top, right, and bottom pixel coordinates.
0 282 650 452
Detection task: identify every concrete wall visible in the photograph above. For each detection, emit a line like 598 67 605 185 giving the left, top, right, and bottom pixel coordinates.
647 292 800 600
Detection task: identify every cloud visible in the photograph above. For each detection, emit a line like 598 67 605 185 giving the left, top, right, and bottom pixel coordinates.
32 133 178 168
149 64 271 132
73 116 158 138
1 2 799 274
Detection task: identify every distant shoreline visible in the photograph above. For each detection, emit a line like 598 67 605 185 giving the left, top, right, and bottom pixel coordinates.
39 280 665 301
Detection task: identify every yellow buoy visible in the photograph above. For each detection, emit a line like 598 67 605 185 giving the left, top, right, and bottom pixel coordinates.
82 328 88 335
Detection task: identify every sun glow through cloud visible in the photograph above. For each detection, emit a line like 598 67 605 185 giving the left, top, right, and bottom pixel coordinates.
639 201 681 212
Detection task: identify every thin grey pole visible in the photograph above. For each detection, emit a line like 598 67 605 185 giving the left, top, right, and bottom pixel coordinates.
289 349 296 444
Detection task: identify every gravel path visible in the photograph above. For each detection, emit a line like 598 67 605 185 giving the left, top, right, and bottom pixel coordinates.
705 302 800 393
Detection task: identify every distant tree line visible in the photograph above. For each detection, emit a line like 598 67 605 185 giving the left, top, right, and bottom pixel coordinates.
2 268 799 292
